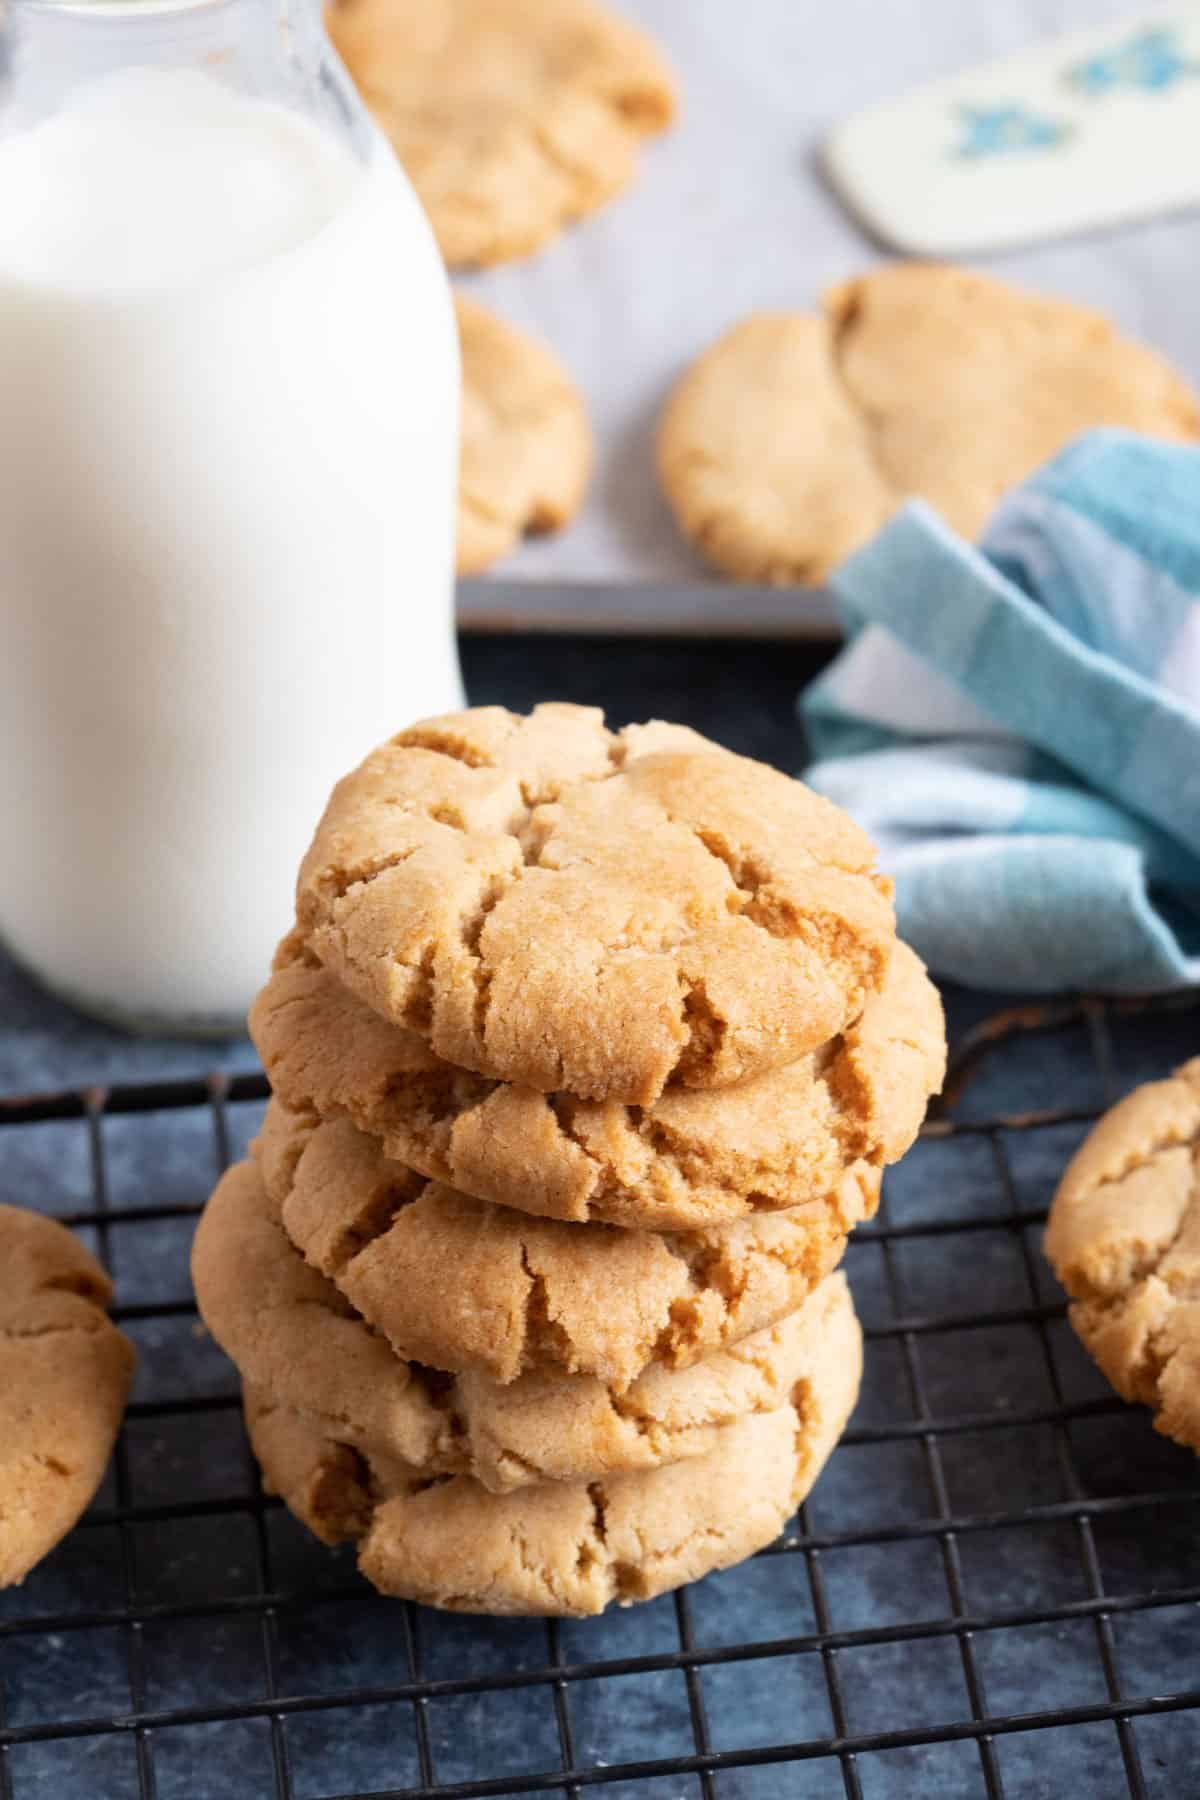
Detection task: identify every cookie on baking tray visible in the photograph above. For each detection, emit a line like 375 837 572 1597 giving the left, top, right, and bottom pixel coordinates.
292 703 896 1105
658 263 1200 585
0 1205 135 1587
244 1269 861 1616
253 1101 871 1388
192 1150 861 1495
455 292 591 575
327 0 677 267
1045 1059 1200 1456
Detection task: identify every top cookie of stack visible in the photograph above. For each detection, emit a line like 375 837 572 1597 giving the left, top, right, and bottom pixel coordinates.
280 702 897 1104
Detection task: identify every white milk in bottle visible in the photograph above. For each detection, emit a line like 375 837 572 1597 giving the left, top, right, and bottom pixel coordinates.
0 1 463 1032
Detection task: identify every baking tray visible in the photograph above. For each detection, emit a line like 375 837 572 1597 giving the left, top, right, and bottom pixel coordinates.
456 580 840 640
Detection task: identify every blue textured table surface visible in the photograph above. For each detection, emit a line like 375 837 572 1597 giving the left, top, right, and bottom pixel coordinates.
2 636 1198 1800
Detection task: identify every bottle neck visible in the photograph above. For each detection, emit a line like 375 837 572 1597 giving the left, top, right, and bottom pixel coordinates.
0 0 369 154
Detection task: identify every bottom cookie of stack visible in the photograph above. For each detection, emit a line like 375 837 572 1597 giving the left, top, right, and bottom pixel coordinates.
245 1269 861 1617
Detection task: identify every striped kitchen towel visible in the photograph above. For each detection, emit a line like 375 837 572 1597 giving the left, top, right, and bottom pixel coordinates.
802 429 1200 993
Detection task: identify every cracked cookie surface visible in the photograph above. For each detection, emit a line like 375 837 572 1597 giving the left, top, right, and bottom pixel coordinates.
326 0 677 268
193 1154 858 1492
256 1101 871 1387
0 1205 135 1587
1045 1059 1200 1455
243 1272 861 1615
253 936 941 1230
658 264 1200 585
456 293 591 575
294 703 895 1105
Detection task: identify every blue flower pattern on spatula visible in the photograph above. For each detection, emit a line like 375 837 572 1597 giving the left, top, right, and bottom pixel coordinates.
952 103 1072 159
1065 25 1199 95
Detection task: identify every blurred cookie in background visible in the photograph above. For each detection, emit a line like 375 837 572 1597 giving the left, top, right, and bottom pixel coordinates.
328 0 678 268
658 263 1200 586
455 293 591 573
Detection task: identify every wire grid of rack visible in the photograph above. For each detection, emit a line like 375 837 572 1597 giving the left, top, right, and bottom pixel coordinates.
1 989 1198 1800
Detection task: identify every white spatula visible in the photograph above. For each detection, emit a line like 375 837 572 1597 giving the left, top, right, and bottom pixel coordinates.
825 10 1200 255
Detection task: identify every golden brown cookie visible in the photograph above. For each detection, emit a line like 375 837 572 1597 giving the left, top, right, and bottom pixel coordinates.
194 1153 860 1491
327 0 677 268
456 293 592 574
243 1272 861 1615
452 1272 858 1491
252 936 942 1230
1045 1060 1200 1456
658 264 1200 585
257 1101 870 1387
192 1159 456 1475
0 1205 135 1587
294 703 896 1105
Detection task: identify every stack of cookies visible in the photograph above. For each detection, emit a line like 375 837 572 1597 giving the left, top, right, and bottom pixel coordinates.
193 704 946 1616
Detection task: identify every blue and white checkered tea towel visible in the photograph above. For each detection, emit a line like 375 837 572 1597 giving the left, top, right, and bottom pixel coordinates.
802 430 1200 993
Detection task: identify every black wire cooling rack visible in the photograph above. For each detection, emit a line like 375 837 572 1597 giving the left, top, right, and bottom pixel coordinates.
1 990 1199 1800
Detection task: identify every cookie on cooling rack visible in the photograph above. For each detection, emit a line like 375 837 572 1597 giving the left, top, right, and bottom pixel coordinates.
292 703 896 1105
252 935 942 1231
0 1205 135 1587
456 293 591 575
658 263 1200 585
193 1152 859 1494
254 1101 872 1388
1045 1059 1200 1454
243 1272 861 1616
326 0 677 267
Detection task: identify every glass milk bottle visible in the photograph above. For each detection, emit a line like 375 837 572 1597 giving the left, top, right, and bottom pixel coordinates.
0 0 464 1033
